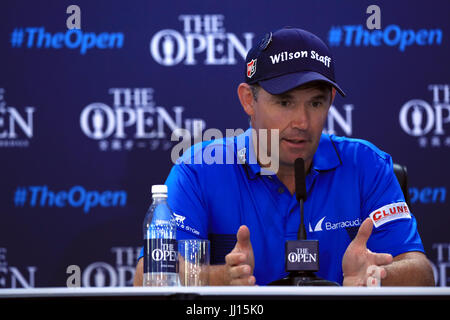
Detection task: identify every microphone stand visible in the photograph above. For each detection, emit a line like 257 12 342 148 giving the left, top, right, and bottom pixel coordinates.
292 198 338 286
269 199 339 286
268 158 339 286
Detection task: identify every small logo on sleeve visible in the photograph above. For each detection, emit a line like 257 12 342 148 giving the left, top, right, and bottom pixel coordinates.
173 212 200 236
173 212 186 226
369 202 411 228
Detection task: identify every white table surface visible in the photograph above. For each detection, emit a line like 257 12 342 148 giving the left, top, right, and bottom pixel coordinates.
0 286 449 298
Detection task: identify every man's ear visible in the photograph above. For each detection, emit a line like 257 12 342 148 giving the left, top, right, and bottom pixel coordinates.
237 83 255 117
330 87 336 105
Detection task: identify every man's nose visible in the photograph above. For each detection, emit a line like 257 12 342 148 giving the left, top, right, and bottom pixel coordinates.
289 105 309 130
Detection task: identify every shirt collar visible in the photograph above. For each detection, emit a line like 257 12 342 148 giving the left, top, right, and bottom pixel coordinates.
311 133 342 172
236 128 263 179
237 129 342 178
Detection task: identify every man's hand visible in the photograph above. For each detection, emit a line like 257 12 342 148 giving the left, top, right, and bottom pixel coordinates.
135 226 256 287
342 218 393 286
224 225 256 285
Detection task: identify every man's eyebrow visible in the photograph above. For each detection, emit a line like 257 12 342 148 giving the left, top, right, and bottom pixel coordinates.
270 92 330 101
309 94 329 101
272 92 294 100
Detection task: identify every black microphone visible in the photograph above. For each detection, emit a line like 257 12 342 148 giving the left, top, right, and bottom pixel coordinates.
268 158 339 286
295 158 307 241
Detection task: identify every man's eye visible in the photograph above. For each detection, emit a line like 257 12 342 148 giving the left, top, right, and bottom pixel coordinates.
278 100 290 107
311 101 323 108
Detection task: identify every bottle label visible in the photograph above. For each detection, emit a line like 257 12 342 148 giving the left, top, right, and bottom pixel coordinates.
144 238 178 274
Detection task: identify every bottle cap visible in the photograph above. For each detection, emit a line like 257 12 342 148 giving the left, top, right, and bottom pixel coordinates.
151 184 168 194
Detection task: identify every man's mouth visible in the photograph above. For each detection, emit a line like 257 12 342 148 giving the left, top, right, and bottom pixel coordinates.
281 137 308 147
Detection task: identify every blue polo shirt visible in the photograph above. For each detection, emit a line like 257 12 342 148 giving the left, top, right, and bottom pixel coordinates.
141 128 424 286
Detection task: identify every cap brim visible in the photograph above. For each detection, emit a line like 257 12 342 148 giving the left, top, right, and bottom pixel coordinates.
258 71 346 97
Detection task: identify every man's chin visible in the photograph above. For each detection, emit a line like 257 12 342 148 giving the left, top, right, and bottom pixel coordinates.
280 149 308 163
280 155 308 168
279 148 315 168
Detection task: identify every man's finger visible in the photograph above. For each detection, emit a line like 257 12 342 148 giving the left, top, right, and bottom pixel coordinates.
374 252 393 266
236 225 251 249
353 218 373 247
366 265 387 286
367 275 380 287
225 252 246 266
230 275 256 286
229 264 251 279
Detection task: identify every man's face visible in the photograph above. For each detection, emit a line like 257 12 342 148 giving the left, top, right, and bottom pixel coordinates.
248 84 333 171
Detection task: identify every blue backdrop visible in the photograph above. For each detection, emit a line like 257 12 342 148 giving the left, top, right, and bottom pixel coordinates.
1 0 449 287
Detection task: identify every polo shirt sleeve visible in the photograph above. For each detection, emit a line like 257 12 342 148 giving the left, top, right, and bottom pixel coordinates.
357 142 425 257
165 162 209 240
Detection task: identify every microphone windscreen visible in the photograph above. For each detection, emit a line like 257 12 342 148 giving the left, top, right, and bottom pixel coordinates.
295 158 307 201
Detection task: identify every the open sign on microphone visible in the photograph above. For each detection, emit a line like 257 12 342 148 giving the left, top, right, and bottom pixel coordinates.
285 240 320 272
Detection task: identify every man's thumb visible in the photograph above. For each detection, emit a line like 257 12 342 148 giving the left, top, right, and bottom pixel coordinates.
353 218 373 247
236 225 251 248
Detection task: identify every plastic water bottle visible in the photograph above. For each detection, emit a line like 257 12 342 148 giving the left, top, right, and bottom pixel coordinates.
143 185 179 286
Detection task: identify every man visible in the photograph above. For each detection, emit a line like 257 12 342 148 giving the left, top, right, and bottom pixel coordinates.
134 27 434 286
